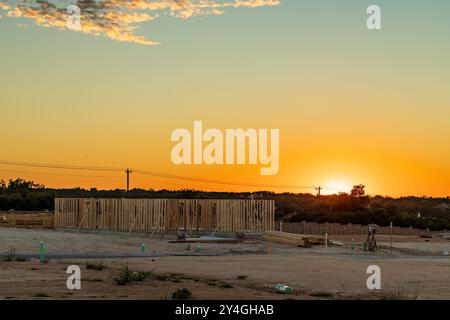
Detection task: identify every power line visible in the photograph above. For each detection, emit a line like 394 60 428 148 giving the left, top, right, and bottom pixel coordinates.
132 176 237 191
133 169 317 189
0 159 124 172
0 168 122 180
0 159 338 191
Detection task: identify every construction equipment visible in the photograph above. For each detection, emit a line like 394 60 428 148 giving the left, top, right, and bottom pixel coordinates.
364 224 378 252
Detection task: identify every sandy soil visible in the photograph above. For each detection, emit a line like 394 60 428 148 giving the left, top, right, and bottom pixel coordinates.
330 234 450 255
0 228 271 257
1 228 450 300
0 259 286 300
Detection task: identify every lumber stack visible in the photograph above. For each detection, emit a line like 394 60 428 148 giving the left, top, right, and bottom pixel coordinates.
293 234 326 245
0 212 54 229
262 231 315 248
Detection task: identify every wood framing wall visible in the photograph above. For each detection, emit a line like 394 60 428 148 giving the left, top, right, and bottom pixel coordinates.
55 198 275 233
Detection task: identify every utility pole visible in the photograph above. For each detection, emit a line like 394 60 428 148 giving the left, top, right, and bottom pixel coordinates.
125 168 132 192
315 186 322 197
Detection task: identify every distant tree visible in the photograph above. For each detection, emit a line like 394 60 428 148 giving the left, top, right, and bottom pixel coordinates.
6 179 44 193
350 184 365 198
0 177 449 230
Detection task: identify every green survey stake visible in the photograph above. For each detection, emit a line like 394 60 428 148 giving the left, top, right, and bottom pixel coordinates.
40 240 44 262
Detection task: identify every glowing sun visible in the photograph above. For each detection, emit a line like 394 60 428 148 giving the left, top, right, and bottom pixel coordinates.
323 180 351 195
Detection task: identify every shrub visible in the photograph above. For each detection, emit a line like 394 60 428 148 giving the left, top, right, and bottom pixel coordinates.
112 266 154 285
86 262 107 271
2 247 27 262
219 282 234 289
172 288 192 300
112 265 133 285
310 291 335 298
33 292 49 298
131 271 152 282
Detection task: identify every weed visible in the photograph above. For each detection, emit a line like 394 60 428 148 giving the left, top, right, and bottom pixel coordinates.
219 282 234 289
378 292 402 300
112 265 133 285
15 256 28 262
2 247 27 262
86 262 107 271
33 292 49 298
131 271 152 282
7 247 16 259
310 291 335 298
112 265 154 285
172 288 192 300
378 284 423 300
154 274 169 281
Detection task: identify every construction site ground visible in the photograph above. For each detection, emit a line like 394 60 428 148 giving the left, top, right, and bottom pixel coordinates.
1 228 449 300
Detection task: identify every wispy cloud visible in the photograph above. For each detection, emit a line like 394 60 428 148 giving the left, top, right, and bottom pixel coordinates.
0 0 280 45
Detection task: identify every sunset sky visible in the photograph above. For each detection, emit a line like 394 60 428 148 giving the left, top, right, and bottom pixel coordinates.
1 0 449 197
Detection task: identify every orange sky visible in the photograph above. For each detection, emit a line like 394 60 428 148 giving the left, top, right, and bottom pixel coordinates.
1 0 449 197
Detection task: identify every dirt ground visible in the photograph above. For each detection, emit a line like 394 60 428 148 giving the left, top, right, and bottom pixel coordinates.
1 228 450 300
331 234 450 255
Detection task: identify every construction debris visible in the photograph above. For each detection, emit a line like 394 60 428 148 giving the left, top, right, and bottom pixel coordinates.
442 233 450 240
261 231 346 248
329 240 344 246
274 284 294 294
169 235 242 244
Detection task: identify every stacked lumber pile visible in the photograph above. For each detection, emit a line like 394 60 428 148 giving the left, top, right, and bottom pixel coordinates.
296 234 326 245
0 212 54 229
0 215 8 227
262 231 326 248
442 233 450 240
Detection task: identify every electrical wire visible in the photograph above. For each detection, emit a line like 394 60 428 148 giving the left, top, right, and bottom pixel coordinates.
0 159 337 191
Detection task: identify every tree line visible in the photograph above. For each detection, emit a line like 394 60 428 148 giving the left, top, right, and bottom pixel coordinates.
1 179 449 231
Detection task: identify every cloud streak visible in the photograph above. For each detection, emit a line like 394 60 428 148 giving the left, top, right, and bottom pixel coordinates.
0 0 280 45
